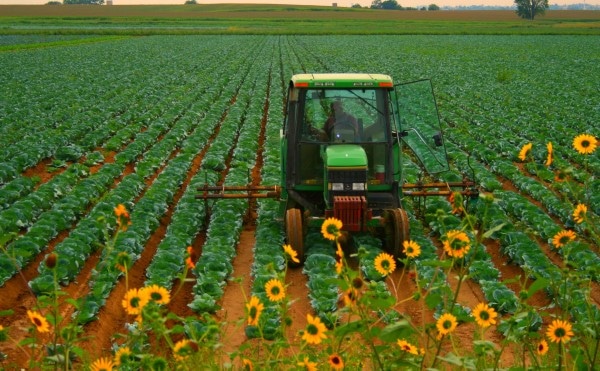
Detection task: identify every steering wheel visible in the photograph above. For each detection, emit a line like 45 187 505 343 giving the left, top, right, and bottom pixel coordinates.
330 119 356 133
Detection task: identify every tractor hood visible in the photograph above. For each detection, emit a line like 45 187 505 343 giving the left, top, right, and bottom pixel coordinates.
325 144 367 168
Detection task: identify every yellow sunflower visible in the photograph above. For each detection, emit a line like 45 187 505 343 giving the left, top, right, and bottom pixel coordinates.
114 346 132 366
436 313 458 336
173 339 196 361
403 240 421 259
328 354 344 370
114 204 129 219
554 169 569 182
336 242 344 259
114 204 131 230
27 310 50 333
302 314 328 345
264 278 286 302
374 252 396 276
472 302 498 328
297 356 317 371
122 288 150 315
573 133 597 155
352 277 364 290
546 319 574 344
321 217 343 241
518 142 533 161
335 258 344 276
442 230 471 258
142 285 171 305
185 246 196 269
283 244 300 264
246 296 264 326
397 339 419 355
342 288 358 307
90 357 115 371
552 230 576 248
545 142 553 166
242 358 253 370
573 203 587 224
448 191 464 215
537 339 549 356
114 251 131 273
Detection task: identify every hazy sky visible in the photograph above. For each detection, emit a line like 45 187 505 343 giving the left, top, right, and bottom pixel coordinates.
0 0 595 9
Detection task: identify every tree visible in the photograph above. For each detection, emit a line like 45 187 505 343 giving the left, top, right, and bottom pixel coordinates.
370 0 402 9
428 3 440 10
351 3 363 8
63 0 104 4
514 0 549 20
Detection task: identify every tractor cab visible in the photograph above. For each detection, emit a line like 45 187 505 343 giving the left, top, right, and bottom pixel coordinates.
281 73 455 262
283 75 395 214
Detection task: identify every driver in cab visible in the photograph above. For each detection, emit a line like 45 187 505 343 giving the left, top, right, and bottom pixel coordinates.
323 100 361 142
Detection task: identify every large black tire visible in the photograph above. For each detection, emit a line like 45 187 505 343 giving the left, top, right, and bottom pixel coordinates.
285 208 305 267
382 208 410 259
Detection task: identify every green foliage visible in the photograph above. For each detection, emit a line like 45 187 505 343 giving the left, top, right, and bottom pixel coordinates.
514 0 549 20
371 0 403 9
63 0 104 4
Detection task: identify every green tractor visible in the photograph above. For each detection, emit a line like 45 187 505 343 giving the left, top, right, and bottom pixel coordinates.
201 73 477 264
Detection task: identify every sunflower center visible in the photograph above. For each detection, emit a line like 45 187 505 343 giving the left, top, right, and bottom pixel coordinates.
249 307 257 319
33 317 43 327
331 356 341 365
130 297 140 308
381 260 390 270
582 140 590 148
443 320 452 329
555 328 566 338
151 293 162 301
479 311 490 321
307 323 318 335
451 240 465 250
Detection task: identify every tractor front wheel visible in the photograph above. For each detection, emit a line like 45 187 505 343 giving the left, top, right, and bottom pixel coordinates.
382 208 410 259
285 208 305 266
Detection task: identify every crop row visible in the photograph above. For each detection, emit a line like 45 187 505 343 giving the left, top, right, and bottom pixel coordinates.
77 38 273 323
189 48 271 313
0 36 598 343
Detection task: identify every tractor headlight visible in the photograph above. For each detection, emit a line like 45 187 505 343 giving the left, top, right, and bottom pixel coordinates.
352 183 365 191
331 183 344 191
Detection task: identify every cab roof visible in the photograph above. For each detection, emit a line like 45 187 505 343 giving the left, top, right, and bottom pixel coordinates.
291 73 394 88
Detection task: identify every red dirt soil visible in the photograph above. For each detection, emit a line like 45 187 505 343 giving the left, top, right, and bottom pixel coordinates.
0 138 591 370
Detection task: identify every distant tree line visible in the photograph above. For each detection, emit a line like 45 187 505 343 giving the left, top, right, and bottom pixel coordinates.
47 0 105 4
351 0 440 10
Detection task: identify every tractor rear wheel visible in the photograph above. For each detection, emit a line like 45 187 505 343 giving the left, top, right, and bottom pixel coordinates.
285 208 305 266
382 208 410 259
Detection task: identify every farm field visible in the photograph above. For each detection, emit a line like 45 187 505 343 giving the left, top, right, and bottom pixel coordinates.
1 5 600 35
0 29 599 369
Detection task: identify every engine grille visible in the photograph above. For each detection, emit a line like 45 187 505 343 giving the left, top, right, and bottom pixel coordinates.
328 169 367 184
